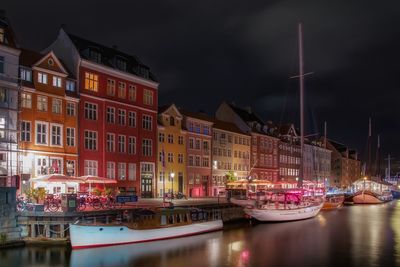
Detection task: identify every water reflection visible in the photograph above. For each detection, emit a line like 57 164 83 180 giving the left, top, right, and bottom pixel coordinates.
2 202 400 267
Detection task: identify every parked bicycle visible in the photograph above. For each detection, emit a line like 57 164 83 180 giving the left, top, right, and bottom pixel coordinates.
16 196 34 212
44 195 61 212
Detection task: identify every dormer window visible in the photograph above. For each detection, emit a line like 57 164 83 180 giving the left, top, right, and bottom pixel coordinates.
89 48 101 63
53 76 62 88
66 80 75 92
38 72 48 84
116 57 127 71
139 66 149 79
20 68 32 81
170 116 175 126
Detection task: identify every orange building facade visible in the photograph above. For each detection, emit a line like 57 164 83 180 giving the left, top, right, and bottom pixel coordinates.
18 49 79 194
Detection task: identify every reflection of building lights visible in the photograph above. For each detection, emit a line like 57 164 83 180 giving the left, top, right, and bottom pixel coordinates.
241 250 250 263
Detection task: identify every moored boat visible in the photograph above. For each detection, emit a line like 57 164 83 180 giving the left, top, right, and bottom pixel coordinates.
351 178 393 204
322 194 344 210
69 208 223 249
391 188 400 199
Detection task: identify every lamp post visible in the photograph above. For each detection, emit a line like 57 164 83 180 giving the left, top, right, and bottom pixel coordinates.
170 172 175 196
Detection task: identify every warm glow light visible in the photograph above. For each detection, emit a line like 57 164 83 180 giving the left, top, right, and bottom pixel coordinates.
170 172 175 178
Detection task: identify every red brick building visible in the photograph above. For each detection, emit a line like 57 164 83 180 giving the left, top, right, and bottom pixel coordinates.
215 102 279 181
47 29 158 197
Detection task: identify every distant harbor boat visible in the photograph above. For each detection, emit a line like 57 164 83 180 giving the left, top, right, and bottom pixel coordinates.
69 208 223 249
322 194 344 210
351 179 393 204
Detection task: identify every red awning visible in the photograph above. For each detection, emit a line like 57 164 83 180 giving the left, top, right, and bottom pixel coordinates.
31 174 84 183
79 175 117 184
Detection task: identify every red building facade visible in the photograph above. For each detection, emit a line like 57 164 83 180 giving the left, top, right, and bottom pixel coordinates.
47 29 158 197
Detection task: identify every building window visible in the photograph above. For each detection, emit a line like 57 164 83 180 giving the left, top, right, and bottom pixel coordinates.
170 116 175 126
21 93 32 108
195 156 200 166
189 138 194 149
118 82 126 98
142 115 152 130
66 127 75 146
202 157 209 167
203 140 209 151
0 88 5 102
195 139 200 150
106 133 115 152
128 111 136 127
107 79 115 96
178 153 184 164
118 162 126 180
84 102 97 120
107 162 115 179
168 134 173 144
0 117 7 138
188 155 194 166
118 109 126 125
128 85 136 101
20 121 31 142
38 72 48 84
203 126 210 135
51 124 62 146
53 76 62 87
37 95 48 111
168 153 173 163
36 156 48 176
118 135 126 153
159 133 165 143
84 160 98 176
66 160 75 176
142 139 152 156
128 136 136 154
36 122 48 145
89 49 101 63
66 102 76 116
178 136 184 145
143 89 153 105
66 80 75 92
116 58 127 71
106 107 115 123
52 98 62 114
159 171 165 182
84 130 97 150
128 163 136 181
84 72 98 91
20 68 32 81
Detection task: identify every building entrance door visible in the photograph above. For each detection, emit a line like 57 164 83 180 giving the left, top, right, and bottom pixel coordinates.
178 173 183 193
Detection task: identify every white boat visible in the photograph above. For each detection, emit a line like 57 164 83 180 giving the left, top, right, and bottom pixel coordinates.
244 201 323 222
230 197 256 207
351 178 393 204
70 208 223 249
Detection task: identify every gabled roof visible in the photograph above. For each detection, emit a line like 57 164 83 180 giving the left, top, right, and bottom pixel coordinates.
228 103 265 125
179 109 214 123
213 119 250 136
0 11 18 49
66 31 157 82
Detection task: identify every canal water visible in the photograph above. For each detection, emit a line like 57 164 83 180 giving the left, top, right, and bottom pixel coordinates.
2 201 400 267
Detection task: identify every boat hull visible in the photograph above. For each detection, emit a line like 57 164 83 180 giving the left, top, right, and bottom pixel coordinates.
230 198 255 207
70 220 223 249
243 202 323 222
353 190 393 204
322 195 344 210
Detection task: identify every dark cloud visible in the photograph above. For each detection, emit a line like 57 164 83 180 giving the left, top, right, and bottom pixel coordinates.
2 0 400 167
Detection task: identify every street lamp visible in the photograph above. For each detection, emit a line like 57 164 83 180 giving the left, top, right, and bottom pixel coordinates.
170 172 175 196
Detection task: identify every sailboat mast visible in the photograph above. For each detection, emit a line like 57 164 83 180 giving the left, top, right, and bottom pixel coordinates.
298 23 305 188
324 121 327 149
367 117 372 178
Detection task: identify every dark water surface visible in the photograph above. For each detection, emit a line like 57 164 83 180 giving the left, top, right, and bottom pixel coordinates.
2 201 400 267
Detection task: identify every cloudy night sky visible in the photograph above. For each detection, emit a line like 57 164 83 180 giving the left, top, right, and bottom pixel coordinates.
2 0 400 169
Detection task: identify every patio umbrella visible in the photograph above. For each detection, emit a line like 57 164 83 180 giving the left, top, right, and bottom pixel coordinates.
31 174 84 183
79 175 117 193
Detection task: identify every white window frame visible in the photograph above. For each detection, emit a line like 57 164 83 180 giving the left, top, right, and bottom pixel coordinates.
21 93 32 108
66 127 75 147
128 136 136 155
38 72 48 84
107 162 116 179
52 98 62 114
35 121 48 145
118 162 126 180
106 133 115 152
118 135 126 153
66 102 76 116
20 121 31 142
142 115 152 130
50 123 63 147
128 163 136 181
52 76 62 87
37 95 48 112
84 130 97 150
84 160 98 176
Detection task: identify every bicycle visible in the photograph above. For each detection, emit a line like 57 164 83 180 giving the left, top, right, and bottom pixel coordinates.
16 197 34 212
44 195 61 212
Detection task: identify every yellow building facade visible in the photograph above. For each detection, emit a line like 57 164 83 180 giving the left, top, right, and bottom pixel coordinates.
157 104 186 197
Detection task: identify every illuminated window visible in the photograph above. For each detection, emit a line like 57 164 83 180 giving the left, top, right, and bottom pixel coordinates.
0 117 5 139
107 79 115 96
52 76 62 87
143 89 153 105
52 98 62 114
20 121 31 142
84 160 98 176
37 95 48 111
66 80 75 92
178 154 184 164
118 82 126 98
20 68 32 81
84 130 97 150
66 160 76 176
38 72 48 84
128 85 136 101
159 133 164 143
107 162 115 179
21 93 32 108
84 72 98 91
118 162 126 180
66 128 75 146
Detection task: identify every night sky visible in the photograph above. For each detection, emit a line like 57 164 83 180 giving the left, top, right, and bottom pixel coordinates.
3 1 400 171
